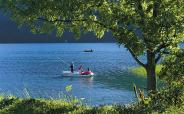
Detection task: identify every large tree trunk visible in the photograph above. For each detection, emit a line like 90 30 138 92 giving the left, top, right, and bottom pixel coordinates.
146 50 157 91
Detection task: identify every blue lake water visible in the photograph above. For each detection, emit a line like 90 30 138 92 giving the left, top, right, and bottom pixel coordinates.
0 43 147 105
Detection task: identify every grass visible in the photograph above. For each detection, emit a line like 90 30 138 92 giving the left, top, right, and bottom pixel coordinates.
129 65 163 78
0 95 183 114
0 96 145 114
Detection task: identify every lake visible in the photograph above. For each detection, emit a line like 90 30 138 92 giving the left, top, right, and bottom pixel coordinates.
0 43 147 105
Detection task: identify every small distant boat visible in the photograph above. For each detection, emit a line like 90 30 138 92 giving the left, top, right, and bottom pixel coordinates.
84 49 94 52
62 71 94 77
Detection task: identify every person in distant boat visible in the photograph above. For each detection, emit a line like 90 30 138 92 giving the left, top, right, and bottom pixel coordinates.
70 62 74 73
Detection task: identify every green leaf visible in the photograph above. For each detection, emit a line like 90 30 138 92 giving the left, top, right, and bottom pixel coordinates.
65 85 72 92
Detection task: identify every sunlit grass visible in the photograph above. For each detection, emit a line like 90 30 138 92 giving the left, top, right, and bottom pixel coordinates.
129 65 163 78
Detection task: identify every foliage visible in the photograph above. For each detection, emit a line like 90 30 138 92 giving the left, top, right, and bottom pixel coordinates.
148 85 184 113
65 85 72 92
0 97 84 114
0 95 182 114
0 96 132 114
155 48 184 112
159 48 184 83
128 85 184 113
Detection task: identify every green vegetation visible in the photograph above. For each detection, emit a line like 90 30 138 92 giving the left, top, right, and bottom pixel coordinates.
1 0 184 91
0 96 149 114
130 65 163 77
159 48 184 83
0 95 183 114
0 96 91 114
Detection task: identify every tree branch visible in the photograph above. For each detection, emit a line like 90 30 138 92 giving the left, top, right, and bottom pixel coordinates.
37 17 117 32
135 0 145 24
161 50 172 55
153 0 161 17
155 53 161 63
127 48 146 68
154 43 170 54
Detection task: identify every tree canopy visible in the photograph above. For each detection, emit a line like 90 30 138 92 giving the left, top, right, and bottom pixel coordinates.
1 0 184 91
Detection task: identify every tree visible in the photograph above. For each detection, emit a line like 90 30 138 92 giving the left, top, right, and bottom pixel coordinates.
1 0 184 91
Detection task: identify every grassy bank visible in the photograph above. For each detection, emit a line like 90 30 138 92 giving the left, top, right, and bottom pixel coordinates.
129 65 163 77
0 96 183 114
0 96 146 114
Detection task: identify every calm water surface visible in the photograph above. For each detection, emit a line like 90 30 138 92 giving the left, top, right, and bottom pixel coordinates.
0 43 146 105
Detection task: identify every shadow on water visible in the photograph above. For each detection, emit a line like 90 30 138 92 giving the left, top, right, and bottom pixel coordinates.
94 70 147 91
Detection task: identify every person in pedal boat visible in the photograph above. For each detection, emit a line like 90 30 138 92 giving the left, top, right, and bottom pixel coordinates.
81 68 92 75
70 62 74 73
